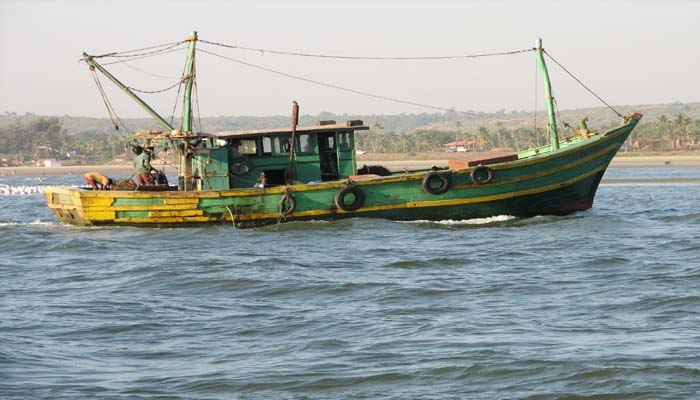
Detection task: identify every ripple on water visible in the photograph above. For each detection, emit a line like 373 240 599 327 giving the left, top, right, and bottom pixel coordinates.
3 179 700 399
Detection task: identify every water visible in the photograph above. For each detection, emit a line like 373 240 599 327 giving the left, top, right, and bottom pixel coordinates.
2 168 700 399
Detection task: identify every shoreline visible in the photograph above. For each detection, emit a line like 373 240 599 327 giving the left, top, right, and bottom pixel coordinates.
1 154 698 178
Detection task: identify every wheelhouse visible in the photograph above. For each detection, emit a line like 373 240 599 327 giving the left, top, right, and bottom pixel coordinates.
184 120 369 190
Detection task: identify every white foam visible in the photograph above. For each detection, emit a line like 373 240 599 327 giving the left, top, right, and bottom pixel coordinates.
0 184 47 196
0 220 57 227
406 215 516 225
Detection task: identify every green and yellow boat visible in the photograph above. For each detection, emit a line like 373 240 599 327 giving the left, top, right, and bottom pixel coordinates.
45 33 642 228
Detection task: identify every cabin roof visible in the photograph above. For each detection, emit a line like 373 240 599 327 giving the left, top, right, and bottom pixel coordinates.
202 121 369 140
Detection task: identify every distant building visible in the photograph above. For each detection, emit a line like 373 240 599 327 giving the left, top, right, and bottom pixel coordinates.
443 140 475 152
631 139 671 151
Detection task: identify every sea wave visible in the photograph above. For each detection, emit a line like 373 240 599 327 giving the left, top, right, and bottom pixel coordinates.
405 215 516 225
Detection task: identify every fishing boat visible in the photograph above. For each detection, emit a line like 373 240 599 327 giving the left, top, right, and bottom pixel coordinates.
45 32 642 228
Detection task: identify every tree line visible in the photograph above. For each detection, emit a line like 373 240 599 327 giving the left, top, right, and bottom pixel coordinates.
1 113 699 164
355 113 700 153
0 117 129 161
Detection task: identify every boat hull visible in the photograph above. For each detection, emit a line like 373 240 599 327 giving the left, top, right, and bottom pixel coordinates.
45 118 638 228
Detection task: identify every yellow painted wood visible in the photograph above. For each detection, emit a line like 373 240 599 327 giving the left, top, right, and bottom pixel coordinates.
149 210 204 217
114 216 216 224
86 204 199 212
164 198 200 205
85 211 117 220
81 197 115 207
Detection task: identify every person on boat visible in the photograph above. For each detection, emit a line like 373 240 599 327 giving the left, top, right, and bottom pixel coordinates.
83 172 112 190
133 145 155 185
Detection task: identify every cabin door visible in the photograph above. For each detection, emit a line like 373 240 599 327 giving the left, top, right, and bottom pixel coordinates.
318 133 339 181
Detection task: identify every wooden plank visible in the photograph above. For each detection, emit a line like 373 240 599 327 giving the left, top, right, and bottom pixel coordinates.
149 210 204 217
449 153 518 170
164 198 200 205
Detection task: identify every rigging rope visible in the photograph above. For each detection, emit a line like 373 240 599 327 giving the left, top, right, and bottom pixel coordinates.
124 63 181 79
170 56 189 126
194 67 202 134
198 48 481 115
91 41 186 59
126 80 181 94
101 47 186 66
199 39 535 60
89 67 122 130
533 55 538 144
543 50 623 118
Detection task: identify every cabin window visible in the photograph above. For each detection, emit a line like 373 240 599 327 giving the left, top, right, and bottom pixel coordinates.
269 136 290 154
338 132 352 151
298 134 314 154
262 136 273 155
233 139 258 156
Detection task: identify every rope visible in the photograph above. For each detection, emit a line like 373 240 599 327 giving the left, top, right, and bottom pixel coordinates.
89 67 132 131
89 68 118 128
126 80 181 94
124 63 181 79
198 48 481 115
101 47 186 66
199 39 535 60
543 50 623 118
194 74 202 134
170 56 190 126
91 41 186 59
533 55 538 145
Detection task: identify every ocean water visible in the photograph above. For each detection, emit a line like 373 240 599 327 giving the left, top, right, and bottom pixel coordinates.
1 167 700 399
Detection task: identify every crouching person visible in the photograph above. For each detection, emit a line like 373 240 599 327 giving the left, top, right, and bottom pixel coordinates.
83 172 112 190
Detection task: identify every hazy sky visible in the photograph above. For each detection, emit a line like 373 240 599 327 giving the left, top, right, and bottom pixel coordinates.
1 0 698 118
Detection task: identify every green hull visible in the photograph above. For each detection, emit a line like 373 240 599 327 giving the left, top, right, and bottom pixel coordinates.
45 116 639 228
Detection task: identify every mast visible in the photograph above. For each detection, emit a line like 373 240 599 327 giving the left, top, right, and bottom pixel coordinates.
182 31 198 134
83 53 174 132
535 38 559 150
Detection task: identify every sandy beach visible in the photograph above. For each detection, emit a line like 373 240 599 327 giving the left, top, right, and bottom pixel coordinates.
2 154 699 178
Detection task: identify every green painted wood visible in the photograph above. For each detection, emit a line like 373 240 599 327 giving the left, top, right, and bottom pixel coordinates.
182 31 198 133
535 38 559 150
82 53 174 132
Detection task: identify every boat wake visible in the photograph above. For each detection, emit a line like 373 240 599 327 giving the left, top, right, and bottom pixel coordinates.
406 215 516 226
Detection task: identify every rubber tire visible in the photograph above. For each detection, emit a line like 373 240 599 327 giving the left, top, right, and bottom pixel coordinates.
231 161 250 175
422 172 451 195
335 186 365 212
278 193 296 218
470 166 493 185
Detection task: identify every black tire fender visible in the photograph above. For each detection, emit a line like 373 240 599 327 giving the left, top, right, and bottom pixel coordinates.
422 172 451 195
231 161 250 175
335 186 365 212
470 166 493 185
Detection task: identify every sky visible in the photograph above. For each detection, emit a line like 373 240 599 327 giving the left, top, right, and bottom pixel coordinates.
1 0 699 119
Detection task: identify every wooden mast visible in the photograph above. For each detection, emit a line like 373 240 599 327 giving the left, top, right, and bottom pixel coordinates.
181 31 198 134
535 38 559 150
82 53 174 132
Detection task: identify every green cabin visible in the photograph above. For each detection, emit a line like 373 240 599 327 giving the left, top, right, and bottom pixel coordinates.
182 120 369 191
